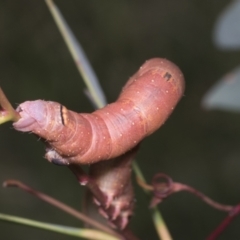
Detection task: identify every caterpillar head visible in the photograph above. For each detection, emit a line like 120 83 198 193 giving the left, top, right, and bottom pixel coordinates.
13 100 66 140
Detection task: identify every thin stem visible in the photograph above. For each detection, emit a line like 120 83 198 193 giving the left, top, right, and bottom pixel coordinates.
132 162 173 240
132 162 149 193
3 179 123 240
174 183 233 212
140 172 239 240
45 0 107 109
0 213 119 240
0 87 20 124
151 208 172 240
206 205 240 240
135 175 153 192
142 173 234 213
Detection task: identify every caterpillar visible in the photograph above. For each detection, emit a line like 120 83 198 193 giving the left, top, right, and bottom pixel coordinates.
13 58 185 165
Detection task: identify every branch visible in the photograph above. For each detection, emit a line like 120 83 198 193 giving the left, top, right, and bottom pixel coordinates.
0 87 20 124
3 179 123 240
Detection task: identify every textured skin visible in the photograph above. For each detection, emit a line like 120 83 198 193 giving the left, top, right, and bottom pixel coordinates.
13 58 185 165
89 146 137 230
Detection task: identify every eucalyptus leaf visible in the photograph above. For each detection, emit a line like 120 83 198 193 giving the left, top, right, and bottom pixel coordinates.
202 66 240 112
213 0 240 50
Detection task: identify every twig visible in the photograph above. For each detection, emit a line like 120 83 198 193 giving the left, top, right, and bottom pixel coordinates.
151 208 172 240
148 173 233 212
0 213 119 240
3 179 123 240
45 0 107 109
133 164 173 240
0 87 20 123
206 205 240 240
172 183 232 212
137 173 240 240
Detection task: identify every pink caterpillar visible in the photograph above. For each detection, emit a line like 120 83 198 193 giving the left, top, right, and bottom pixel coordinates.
13 58 184 165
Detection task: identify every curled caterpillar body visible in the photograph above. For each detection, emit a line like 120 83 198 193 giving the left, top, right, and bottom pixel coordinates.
13 58 185 165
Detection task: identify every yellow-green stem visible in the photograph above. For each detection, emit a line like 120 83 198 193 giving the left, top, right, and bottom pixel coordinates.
0 213 119 240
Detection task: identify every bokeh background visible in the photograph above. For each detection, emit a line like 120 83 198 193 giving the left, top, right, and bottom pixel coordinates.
1 1 240 239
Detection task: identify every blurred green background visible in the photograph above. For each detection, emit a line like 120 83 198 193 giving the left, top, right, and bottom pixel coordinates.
1 1 240 239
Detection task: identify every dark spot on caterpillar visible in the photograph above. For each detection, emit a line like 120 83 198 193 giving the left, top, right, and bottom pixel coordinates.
60 104 65 125
164 72 172 81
